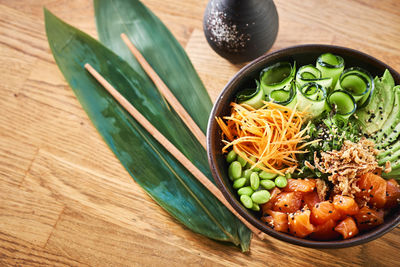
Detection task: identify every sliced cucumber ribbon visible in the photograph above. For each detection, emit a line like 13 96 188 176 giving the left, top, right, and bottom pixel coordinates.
260 61 296 96
335 67 374 108
327 90 357 120
296 64 333 89
236 80 265 109
317 53 345 89
297 82 327 118
269 82 297 109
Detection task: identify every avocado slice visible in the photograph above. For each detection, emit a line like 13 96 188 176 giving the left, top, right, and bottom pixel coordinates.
374 86 400 147
378 144 400 165
356 70 395 135
378 137 400 159
382 160 400 179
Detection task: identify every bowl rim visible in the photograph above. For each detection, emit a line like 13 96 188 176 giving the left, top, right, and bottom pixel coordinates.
206 44 400 248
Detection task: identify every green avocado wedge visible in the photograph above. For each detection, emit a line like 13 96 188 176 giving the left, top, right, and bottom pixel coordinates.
356 70 395 135
375 86 400 144
44 9 251 251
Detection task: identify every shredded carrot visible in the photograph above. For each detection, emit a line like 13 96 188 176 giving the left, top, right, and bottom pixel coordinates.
217 101 314 175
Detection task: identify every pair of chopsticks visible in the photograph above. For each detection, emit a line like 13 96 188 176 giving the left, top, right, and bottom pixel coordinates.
84 33 266 240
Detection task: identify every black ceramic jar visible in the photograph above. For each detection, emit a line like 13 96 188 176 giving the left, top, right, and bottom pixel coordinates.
203 0 279 64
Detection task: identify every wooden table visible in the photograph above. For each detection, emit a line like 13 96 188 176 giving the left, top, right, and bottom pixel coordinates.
1 0 399 266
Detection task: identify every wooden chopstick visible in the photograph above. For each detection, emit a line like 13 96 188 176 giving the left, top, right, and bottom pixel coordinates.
84 63 266 240
120 33 207 150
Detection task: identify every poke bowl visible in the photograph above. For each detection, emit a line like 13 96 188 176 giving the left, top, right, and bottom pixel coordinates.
207 44 400 248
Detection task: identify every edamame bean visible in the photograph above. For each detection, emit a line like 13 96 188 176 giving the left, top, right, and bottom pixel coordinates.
275 175 288 188
259 170 278 180
251 190 271 204
243 169 253 179
251 203 260 211
245 156 257 169
233 178 246 189
237 186 253 196
228 161 242 180
237 156 247 167
250 172 260 190
226 150 237 163
240 195 253 209
285 172 292 179
260 179 275 190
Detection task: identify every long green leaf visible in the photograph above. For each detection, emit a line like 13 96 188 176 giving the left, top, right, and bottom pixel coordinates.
94 0 212 133
44 9 251 251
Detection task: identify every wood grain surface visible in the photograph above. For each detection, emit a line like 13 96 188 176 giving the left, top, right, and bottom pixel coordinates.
1 0 400 266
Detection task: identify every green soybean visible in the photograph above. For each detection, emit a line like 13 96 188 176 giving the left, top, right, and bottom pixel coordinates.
245 156 257 169
237 186 254 196
243 169 253 179
233 178 246 189
226 150 237 163
259 170 278 180
251 190 271 204
285 172 292 179
228 161 242 180
237 156 247 167
240 195 253 209
260 179 276 190
251 203 260 211
250 172 260 190
275 175 288 188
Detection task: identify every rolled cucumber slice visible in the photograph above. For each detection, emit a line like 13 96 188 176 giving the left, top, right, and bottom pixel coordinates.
327 90 357 120
335 67 374 107
296 64 333 89
236 80 265 109
269 82 297 109
316 53 345 88
296 82 327 118
260 62 296 96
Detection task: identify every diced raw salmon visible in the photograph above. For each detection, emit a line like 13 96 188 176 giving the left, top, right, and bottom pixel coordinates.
335 217 359 239
385 179 400 208
356 173 387 208
354 206 384 232
310 201 341 225
273 192 303 213
262 210 289 233
333 195 359 216
288 209 314 238
310 219 341 240
284 179 316 193
303 191 321 209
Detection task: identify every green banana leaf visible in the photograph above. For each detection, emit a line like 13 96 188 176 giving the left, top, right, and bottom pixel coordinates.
44 9 251 251
94 0 212 133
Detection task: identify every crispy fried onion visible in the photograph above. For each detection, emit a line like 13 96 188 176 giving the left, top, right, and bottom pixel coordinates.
314 138 380 196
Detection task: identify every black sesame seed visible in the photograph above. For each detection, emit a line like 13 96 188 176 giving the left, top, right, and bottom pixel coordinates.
329 210 333 213
284 204 288 207
367 212 372 215
370 194 374 198
370 186 373 190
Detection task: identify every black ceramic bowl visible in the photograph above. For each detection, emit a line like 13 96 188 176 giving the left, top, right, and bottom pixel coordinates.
207 44 400 248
